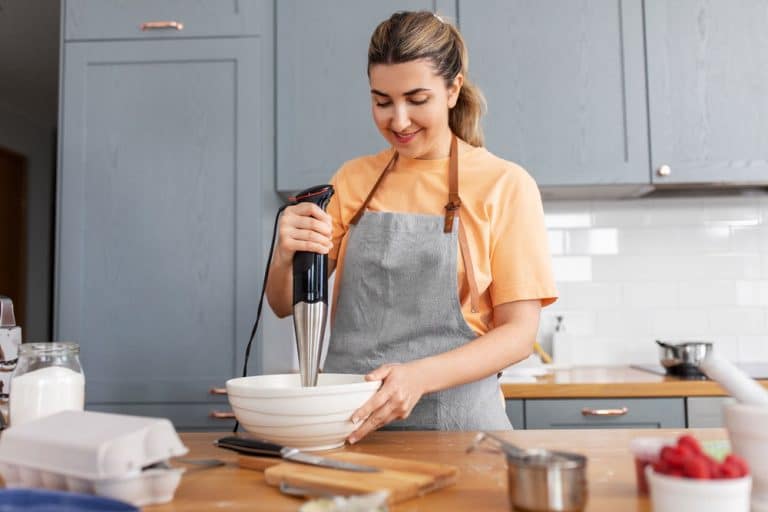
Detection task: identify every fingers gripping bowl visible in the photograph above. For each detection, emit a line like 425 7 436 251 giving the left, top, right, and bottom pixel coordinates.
226 374 381 451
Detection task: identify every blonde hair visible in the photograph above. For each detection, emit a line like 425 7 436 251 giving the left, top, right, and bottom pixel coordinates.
367 11 486 147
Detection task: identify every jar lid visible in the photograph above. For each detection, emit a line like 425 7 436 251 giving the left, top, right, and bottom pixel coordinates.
19 342 80 356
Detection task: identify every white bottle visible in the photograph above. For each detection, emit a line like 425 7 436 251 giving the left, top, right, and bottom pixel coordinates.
551 315 575 365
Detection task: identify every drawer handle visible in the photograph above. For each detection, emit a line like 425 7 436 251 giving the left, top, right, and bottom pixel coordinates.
209 387 227 395
210 411 236 419
140 21 184 31
581 407 629 417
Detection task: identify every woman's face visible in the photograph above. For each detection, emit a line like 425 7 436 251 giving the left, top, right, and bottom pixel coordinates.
369 60 462 159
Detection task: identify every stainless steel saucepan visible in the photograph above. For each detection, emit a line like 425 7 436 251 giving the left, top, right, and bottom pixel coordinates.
656 339 713 369
467 432 588 512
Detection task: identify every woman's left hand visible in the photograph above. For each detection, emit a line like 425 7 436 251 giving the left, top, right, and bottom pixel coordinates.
347 363 427 444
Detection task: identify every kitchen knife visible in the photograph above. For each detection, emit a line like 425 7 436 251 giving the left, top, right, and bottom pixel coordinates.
214 436 379 473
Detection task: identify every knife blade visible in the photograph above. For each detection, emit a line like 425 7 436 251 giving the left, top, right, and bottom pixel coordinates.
214 436 379 473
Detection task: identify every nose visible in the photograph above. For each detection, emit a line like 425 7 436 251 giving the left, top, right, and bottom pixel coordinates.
389 104 411 133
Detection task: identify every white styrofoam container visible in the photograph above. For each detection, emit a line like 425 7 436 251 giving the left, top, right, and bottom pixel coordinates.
0 410 188 506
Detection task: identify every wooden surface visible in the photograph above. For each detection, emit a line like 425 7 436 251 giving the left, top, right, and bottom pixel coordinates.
147 428 729 511
252 452 457 504
502 365 768 398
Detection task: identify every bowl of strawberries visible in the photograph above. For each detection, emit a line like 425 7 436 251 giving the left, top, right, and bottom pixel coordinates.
634 434 752 512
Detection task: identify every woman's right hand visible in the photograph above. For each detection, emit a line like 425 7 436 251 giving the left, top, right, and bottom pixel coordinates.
275 202 333 266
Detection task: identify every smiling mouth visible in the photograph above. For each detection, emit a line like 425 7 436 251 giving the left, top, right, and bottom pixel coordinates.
393 129 421 142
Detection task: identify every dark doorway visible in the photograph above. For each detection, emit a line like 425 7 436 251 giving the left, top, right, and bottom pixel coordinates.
0 146 27 326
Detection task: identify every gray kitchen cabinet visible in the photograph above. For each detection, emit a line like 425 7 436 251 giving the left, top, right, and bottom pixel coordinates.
56 30 267 430
276 0 457 193
686 396 732 428
525 398 685 430
64 0 265 40
459 0 651 193
505 399 525 430
645 0 768 186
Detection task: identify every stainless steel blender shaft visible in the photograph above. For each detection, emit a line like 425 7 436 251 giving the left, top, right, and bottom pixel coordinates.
293 301 328 387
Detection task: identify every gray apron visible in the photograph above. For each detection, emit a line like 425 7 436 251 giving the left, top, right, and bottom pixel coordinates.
324 137 512 431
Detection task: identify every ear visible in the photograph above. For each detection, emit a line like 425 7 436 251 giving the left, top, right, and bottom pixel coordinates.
448 74 464 109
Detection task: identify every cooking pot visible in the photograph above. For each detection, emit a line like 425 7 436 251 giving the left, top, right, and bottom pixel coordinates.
656 340 713 374
467 432 588 512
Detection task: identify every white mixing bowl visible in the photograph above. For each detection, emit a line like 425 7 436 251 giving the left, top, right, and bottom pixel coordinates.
226 373 381 451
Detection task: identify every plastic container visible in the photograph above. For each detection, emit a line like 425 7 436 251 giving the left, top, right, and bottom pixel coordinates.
645 466 751 512
629 437 674 495
0 410 188 506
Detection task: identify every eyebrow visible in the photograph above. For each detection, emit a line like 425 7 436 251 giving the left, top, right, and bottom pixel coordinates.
370 87 431 98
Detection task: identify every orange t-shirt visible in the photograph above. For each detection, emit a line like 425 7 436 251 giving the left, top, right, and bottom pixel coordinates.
327 143 558 335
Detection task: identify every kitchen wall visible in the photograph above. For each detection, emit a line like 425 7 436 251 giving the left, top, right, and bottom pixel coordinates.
540 191 768 366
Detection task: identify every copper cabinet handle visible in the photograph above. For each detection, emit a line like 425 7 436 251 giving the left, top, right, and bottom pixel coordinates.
140 21 184 31
581 407 629 417
209 387 227 395
210 411 236 419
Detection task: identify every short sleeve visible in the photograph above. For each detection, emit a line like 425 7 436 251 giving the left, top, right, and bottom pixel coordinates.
489 171 558 307
327 168 349 262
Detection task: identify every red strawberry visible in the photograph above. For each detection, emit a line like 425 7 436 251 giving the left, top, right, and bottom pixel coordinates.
724 454 750 477
705 456 720 476
718 461 742 479
653 460 671 475
677 434 703 455
660 446 686 469
683 456 711 479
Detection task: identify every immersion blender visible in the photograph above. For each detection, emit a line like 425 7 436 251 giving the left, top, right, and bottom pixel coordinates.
289 184 335 387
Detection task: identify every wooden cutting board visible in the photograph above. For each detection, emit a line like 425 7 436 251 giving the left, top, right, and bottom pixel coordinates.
238 452 459 504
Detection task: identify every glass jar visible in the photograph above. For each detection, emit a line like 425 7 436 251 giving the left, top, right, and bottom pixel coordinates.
9 342 85 427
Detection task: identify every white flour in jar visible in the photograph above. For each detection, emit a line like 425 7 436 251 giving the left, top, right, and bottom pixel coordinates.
9 366 85 426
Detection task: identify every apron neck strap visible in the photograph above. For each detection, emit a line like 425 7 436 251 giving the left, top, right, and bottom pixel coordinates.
443 135 460 234
350 151 398 225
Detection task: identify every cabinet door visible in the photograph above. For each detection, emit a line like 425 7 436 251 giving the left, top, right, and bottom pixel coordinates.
525 398 685 429
646 0 768 185
686 397 732 428
56 38 263 417
460 0 649 188
65 0 265 40
505 399 525 430
276 0 456 193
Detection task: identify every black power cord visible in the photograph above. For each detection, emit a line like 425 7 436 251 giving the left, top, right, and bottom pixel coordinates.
233 202 291 432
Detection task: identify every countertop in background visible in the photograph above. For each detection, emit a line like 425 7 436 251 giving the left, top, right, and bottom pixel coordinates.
501 365 768 398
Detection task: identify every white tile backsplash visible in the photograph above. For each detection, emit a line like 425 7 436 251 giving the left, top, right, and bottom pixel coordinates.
541 192 768 365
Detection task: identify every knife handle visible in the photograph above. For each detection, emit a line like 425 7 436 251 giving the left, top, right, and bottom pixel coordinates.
215 436 284 457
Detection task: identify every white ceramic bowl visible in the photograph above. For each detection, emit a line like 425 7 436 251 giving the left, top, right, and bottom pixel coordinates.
645 466 751 512
226 373 381 451
724 402 768 510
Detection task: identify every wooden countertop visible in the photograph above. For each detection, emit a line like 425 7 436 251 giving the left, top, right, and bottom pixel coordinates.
147 428 728 511
501 365 768 398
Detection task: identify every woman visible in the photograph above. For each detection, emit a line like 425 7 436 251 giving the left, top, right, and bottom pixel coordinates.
266 11 557 442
